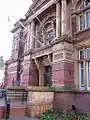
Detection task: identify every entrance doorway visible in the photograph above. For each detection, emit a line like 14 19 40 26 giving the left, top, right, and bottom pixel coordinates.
44 66 52 86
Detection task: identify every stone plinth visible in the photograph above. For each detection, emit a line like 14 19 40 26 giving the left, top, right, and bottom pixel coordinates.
26 87 54 117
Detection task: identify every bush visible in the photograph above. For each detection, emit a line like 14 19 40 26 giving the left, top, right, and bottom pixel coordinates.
40 109 90 120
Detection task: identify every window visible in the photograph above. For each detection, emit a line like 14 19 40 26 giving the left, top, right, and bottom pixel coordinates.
78 48 90 90
86 48 90 58
79 62 84 89
77 0 90 31
85 10 90 28
47 30 54 39
78 14 83 31
78 5 83 11
79 49 84 59
86 61 90 90
84 0 90 7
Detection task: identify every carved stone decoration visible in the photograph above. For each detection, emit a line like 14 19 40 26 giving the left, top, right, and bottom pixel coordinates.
32 47 52 59
53 51 64 62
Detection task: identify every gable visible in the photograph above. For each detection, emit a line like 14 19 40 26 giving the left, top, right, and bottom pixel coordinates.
25 0 51 17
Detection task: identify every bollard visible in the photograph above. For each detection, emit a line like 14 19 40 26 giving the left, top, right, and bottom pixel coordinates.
5 99 10 120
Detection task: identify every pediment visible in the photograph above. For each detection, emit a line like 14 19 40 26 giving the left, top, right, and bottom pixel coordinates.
25 0 51 17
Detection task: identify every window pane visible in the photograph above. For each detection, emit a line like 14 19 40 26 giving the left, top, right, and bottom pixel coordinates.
85 10 90 28
81 69 84 86
84 0 90 6
78 15 83 30
87 62 90 88
79 49 84 59
86 48 90 58
79 62 84 88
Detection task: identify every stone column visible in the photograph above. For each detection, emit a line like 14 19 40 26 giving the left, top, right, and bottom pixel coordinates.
30 20 35 49
52 41 74 89
61 0 67 35
51 22 56 38
35 59 45 86
27 25 30 49
56 0 61 38
35 24 39 48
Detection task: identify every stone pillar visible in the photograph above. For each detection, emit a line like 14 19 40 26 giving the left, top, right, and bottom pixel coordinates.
52 41 74 89
29 59 39 86
35 24 39 48
21 55 39 86
35 59 45 86
56 0 61 38
61 0 67 35
30 20 35 49
51 21 56 38
27 25 30 49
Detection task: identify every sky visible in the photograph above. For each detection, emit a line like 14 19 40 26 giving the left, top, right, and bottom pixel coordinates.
0 0 32 61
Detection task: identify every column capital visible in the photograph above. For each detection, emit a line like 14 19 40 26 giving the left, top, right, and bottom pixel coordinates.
54 0 60 4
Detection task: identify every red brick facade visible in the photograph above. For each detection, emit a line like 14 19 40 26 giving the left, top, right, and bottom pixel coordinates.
52 62 74 87
4 0 90 114
54 91 90 114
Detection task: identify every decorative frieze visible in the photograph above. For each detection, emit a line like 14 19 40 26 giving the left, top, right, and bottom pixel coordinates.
53 52 63 62
53 50 73 62
52 42 73 52
32 47 52 59
65 52 72 60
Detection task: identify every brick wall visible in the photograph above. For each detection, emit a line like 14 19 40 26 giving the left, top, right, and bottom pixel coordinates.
52 61 74 87
20 67 39 86
54 91 90 114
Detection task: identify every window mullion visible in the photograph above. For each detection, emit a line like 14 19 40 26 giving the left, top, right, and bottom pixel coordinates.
84 60 86 90
83 48 86 90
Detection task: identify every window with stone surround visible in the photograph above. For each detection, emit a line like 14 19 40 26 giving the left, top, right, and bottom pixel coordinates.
85 10 90 28
77 0 90 31
79 48 90 90
78 14 83 31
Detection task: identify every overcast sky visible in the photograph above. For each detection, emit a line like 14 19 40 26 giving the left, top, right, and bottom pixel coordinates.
0 0 32 61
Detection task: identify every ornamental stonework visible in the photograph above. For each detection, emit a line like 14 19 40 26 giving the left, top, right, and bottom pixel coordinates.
32 47 52 59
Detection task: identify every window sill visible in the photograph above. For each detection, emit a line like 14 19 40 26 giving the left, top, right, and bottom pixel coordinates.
75 27 90 35
80 87 85 91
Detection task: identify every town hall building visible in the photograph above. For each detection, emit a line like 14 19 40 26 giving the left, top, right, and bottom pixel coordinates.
4 0 90 116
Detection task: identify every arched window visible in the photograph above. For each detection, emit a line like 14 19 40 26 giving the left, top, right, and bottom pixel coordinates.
44 17 56 44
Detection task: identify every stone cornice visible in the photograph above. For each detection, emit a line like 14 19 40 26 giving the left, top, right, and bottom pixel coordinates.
6 57 23 65
25 0 54 23
11 19 26 33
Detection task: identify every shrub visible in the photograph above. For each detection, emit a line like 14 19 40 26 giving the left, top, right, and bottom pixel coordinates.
39 108 90 120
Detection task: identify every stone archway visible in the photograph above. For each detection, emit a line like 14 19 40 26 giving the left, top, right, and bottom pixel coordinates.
34 54 52 86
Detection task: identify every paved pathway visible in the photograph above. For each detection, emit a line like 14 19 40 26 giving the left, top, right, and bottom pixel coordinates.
0 98 39 120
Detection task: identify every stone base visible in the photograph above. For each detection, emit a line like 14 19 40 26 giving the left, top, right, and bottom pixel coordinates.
26 87 54 117
26 103 52 117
